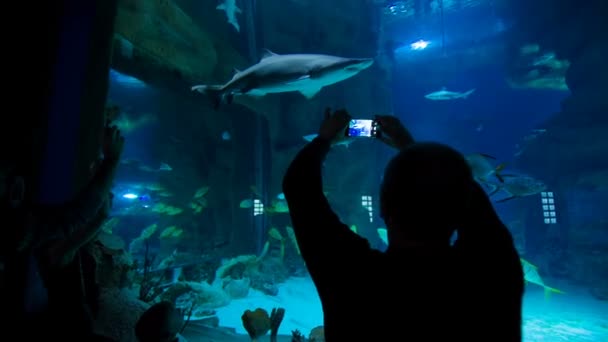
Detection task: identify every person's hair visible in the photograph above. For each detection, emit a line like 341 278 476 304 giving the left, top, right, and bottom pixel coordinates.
380 142 474 241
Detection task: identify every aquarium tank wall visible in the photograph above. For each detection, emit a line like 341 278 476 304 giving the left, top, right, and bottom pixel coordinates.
30 0 607 341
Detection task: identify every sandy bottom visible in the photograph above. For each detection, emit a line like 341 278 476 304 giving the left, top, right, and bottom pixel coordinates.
212 277 608 341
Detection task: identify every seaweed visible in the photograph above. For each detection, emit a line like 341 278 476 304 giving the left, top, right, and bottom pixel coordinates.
137 239 166 302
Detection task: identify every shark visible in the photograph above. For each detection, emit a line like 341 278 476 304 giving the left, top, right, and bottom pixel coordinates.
216 0 241 32
192 49 374 109
424 87 476 100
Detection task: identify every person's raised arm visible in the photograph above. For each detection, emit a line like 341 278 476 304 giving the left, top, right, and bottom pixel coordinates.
282 109 373 284
374 114 415 150
44 126 124 268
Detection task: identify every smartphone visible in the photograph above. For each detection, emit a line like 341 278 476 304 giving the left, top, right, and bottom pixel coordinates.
345 119 378 137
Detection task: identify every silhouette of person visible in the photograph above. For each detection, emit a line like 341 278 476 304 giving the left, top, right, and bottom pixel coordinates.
282 108 524 341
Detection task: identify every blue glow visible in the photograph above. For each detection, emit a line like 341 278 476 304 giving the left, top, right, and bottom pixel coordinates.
385 1 408 15
109 69 147 88
410 39 430 50
122 193 138 199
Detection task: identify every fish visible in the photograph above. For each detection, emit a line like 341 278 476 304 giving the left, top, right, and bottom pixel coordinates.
121 159 173 173
216 0 242 32
221 131 231 141
239 199 253 208
193 186 210 199
303 133 353 148
192 50 374 109
112 112 157 133
265 200 289 214
520 259 564 298
465 153 506 188
424 87 476 100
489 175 547 202
159 162 172 171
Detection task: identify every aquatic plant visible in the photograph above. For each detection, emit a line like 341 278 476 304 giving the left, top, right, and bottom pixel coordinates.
241 307 286 342
138 239 167 302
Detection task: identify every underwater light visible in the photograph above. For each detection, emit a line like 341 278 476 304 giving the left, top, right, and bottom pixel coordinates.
122 193 138 200
410 39 430 50
109 69 146 88
386 1 408 14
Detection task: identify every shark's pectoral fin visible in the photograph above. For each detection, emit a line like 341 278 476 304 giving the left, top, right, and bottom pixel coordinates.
299 88 322 99
496 195 516 203
235 5 242 13
216 4 226 10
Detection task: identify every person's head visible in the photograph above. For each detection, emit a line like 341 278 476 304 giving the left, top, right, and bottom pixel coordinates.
380 142 474 247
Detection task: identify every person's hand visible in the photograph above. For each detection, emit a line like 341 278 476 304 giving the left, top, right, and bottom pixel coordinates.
318 108 351 145
374 114 415 150
103 125 125 162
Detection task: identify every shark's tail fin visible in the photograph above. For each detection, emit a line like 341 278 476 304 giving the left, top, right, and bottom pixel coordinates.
462 88 476 98
191 85 225 110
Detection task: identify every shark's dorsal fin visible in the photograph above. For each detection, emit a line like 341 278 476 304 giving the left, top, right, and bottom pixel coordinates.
233 68 241 75
261 49 278 60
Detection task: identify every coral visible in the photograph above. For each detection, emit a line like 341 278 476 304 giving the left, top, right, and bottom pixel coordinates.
212 255 259 285
160 281 230 311
309 325 325 342
223 277 251 299
269 307 286 342
93 287 150 342
114 0 217 83
242 308 271 341
135 301 184 342
291 329 305 342
88 239 134 289
240 307 286 342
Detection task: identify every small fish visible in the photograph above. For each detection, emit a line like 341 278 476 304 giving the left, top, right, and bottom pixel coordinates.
159 162 172 171
424 87 476 101
192 50 374 109
193 186 210 199
489 175 547 202
250 185 262 197
221 130 231 141
126 160 172 173
268 227 283 240
303 133 353 148
265 200 289 214
239 199 253 208
216 0 242 32
113 112 157 133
